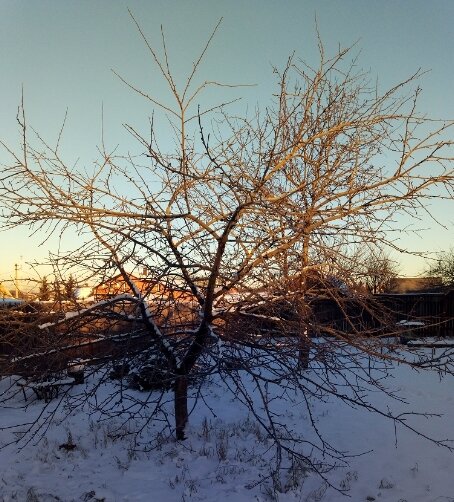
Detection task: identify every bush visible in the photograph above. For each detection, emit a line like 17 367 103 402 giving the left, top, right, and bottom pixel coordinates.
127 356 173 391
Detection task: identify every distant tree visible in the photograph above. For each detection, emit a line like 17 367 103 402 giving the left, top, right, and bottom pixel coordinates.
38 276 51 301
427 248 454 286
0 282 13 299
63 275 77 301
359 252 400 294
52 279 62 303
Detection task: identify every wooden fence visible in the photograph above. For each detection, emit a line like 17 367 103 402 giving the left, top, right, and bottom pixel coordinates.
309 290 454 337
375 290 454 337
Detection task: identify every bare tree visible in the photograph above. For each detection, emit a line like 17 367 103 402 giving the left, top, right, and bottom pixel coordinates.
1 16 454 489
356 250 400 294
427 248 454 286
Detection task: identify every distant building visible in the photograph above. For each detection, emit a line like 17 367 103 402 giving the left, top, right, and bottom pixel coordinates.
387 277 442 294
93 274 158 301
94 274 194 300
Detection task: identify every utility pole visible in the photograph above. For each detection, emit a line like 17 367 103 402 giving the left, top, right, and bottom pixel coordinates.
14 263 19 299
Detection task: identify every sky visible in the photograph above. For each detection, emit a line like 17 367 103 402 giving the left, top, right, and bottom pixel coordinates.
1 0 454 284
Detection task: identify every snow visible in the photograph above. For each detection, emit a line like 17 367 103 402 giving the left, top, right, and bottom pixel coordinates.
0 298 24 306
407 338 454 347
1 351 454 501
397 320 426 327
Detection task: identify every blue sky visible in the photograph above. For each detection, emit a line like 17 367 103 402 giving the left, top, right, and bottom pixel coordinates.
1 0 454 283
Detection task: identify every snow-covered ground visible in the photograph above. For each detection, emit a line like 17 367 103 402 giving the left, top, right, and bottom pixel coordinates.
1 352 454 501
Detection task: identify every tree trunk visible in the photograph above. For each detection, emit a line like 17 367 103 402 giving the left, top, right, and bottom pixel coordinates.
298 330 310 369
299 230 311 369
174 375 188 440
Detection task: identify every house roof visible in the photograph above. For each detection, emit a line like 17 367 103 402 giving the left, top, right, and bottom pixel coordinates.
388 277 442 293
